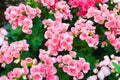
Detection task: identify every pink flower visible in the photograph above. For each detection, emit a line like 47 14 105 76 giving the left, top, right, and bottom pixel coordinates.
4 3 41 34
69 68 78 76
13 68 22 78
22 67 29 75
33 73 43 80
58 63 64 68
39 49 51 61
101 66 111 77
12 51 20 58
19 3 26 12
21 58 37 67
63 55 72 64
39 64 46 75
0 76 8 80
77 72 84 79
80 31 89 40
71 18 99 48
0 56 4 63
25 57 33 64
0 28 8 36
43 19 73 54
8 71 14 79
37 7 41 15
0 38 4 46
57 55 63 62
82 63 90 73
44 57 55 65
27 9 36 19
54 11 63 22
46 75 59 80
63 66 69 73
68 0 106 16
30 65 40 75
21 60 26 67
68 60 77 69
42 19 54 28
77 58 86 69
87 75 97 80
93 68 98 73
55 1 73 20
68 0 80 8
71 27 79 35
41 0 56 6
23 18 33 28
4 55 13 64
46 65 57 75
97 71 105 80
69 51 76 57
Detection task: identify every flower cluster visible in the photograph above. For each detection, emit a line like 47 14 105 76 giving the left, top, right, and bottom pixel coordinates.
86 4 109 24
43 19 73 56
7 67 29 79
39 49 57 64
37 0 57 9
71 18 99 48
0 28 8 46
87 55 120 80
0 59 29 80
68 0 106 16
30 63 58 80
29 49 58 80
0 52 58 80
54 0 73 21
105 32 120 52
4 3 41 34
21 57 37 67
86 3 120 51
38 48 90 80
0 76 8 80
0 40 29 65
57 55 90 80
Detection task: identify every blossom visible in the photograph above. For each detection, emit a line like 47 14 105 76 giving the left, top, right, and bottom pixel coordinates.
7 67 28 79
69 0 106 17
21 57 37 67
43 19 73 55
86 3 120 51
71 18 99 48
54 1 73 21
0 40 29 64
0 76 8 80
0 28 8 46
37 0 57 9
57 55 90 80
87 55 120 80
30 63 58 80
4 3 41 34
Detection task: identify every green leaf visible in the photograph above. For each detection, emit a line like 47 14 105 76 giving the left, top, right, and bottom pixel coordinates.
32 17 42 35
112 62 120 73
72 37 94 54
26 0 38 8
31 1 38 8
7 26 24 42
107 73 118 80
